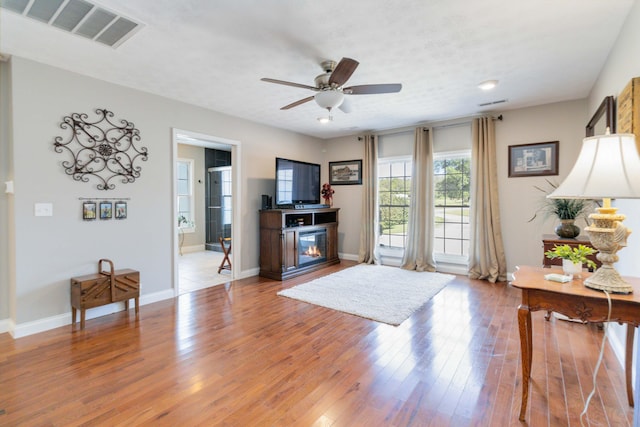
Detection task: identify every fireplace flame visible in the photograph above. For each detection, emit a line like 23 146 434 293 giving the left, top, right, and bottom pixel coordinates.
304 245 322 257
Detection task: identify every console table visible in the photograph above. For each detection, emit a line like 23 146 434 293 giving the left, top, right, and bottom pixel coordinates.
511 265 640 421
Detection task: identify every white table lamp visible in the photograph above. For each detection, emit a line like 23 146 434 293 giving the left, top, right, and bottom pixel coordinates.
548 131 640 293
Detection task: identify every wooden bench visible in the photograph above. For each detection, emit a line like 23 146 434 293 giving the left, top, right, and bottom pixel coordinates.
71 259 140 329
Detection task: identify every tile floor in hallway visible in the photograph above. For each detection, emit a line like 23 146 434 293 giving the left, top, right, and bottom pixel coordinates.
178 250 231 294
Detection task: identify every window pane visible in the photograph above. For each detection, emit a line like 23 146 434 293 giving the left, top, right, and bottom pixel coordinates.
177 180 189 195
378 158 411 249
178 196 190 212
177 162 188 179
390 162 406 177
433 152 471 257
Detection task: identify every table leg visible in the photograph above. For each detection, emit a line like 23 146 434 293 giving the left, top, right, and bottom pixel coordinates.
626 325 635 407
72 307 77 324
518 303 532 421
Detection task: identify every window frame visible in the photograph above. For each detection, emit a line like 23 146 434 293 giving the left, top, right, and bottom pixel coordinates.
377 155 412 253
433 149 471 264
176 158 195 234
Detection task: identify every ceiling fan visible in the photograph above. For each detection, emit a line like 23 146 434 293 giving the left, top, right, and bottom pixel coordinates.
261 57 402 115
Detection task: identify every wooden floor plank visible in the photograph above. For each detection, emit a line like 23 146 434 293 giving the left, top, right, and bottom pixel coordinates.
0 261 634 426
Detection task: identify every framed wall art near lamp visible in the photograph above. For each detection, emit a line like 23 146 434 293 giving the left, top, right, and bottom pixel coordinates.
508 141 559 178
586 95 615 137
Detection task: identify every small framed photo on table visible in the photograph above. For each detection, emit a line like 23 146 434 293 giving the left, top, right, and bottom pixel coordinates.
329 159 363 185
82 202 96 220
99 201 112 220
508 141 559 178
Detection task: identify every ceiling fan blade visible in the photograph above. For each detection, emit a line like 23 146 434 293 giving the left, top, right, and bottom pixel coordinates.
261 78 318 91
343 84 402 95
328 58 359 86
281 96 315 110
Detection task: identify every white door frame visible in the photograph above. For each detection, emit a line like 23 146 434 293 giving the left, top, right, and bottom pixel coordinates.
172 128 242 296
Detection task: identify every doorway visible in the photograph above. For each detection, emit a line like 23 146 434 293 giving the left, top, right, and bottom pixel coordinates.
172 129 241 296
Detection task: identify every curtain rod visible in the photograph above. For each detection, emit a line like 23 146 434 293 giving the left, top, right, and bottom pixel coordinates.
357 114 503 139
429 114 503 130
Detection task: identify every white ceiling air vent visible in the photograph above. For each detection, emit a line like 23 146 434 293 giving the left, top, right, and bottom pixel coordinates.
478 99 508 107
1 0 142 48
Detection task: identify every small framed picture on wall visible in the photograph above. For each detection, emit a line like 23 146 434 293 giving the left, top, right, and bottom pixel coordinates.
329 159 363 185
508 141 559 178
99 201 112 220
82 202 96 220
115 201 127 219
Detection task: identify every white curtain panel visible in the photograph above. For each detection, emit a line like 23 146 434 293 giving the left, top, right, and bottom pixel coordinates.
401 127 436 272
468 117 507 282
358 134 380 264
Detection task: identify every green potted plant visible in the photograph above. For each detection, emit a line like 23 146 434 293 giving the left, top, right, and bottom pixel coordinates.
544 244 597 277
528 179 592 238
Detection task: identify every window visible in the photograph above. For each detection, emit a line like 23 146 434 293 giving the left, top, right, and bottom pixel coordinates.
219 166 232 228
177 159 195 232
434 151 471 258
378 158 412 249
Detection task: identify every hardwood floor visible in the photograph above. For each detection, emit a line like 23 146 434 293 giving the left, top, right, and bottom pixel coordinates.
0 261 633 426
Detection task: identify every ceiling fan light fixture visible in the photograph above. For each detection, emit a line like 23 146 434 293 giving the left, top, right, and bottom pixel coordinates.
315 90 344 109
478 79 499 91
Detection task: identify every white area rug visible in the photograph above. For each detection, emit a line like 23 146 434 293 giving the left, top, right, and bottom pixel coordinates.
277 264 455 325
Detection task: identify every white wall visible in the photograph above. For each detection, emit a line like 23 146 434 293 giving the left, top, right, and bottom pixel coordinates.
0 60 14 326
323 135 364 259
3 56 324 334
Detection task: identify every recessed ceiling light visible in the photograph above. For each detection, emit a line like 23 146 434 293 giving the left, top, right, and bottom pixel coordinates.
317 116 333 124
478 80 499 91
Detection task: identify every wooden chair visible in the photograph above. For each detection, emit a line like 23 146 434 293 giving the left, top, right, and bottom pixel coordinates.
218 237 231 274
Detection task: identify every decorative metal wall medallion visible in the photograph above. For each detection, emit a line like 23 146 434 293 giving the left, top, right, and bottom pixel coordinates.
54 109 148 190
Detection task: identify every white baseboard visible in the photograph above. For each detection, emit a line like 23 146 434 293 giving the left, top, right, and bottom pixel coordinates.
606 323 627 371
238 267 260 279
339 253 359 262
9 288 175 339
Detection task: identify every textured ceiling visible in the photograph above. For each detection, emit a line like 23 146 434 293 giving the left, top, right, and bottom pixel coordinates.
0 0 635 139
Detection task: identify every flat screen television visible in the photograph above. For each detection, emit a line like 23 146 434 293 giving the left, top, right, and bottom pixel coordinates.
275 157 321 207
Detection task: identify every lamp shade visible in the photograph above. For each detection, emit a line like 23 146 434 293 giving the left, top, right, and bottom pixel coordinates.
548 133 640 200
315 90 344 110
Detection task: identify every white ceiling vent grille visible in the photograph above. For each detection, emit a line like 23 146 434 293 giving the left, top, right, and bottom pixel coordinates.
478 99 508 107
1 0 143 48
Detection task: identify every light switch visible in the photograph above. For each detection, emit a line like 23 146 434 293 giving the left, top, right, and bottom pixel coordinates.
34 203 53 217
